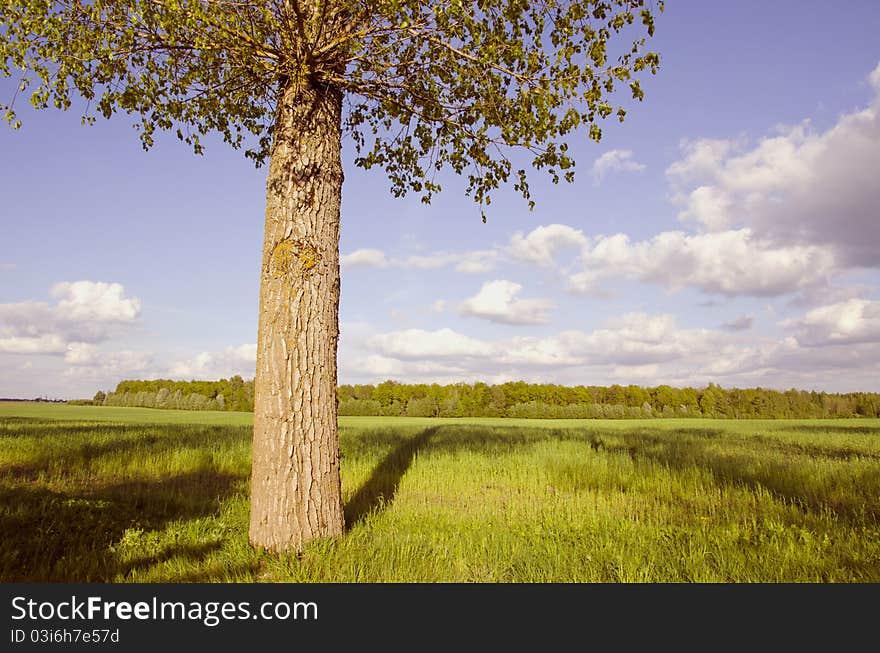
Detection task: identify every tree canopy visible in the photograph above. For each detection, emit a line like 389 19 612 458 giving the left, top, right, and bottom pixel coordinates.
2 0 662 217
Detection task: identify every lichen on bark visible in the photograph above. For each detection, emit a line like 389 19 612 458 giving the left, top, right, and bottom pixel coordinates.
269 238 322 280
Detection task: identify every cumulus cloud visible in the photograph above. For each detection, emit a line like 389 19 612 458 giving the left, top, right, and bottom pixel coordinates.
0 333 67 355
592 149 646 183
63 350 154 379
339 301 880 391
568 228 834 297
454 255 497 274
0 281 141 355
667 62 880 266
508 224 588 267
504 224 835 299
666 137 737 182
64 342 99 365
782 299 880 347
346 354 471 379
497 72 880 298
168 343 257 379
610 364 660 381
0 302 58 350
459 280 555 325
550 313 721 366
349 354 406 378
369 328 490 360
341 248 388 268
363 313 720 372
674 185 731 231
51 281 140 322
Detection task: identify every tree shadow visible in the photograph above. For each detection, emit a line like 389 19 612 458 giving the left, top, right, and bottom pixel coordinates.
0 469 245 582
407 424 590 456
402 423 879 526
588 426 880 462
116 541 224 578
590 431 880 523
0 421 250 474
344 426 438 529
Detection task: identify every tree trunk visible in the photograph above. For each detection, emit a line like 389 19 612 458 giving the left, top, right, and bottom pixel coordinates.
249 78 345 552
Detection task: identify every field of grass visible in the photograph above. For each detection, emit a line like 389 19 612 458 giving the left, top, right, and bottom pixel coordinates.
1 402 879 582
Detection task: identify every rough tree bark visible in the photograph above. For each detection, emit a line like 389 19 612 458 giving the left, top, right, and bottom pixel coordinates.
248 78 345 552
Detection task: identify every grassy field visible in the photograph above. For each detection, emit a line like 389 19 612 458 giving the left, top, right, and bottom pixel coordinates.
1 401 878 582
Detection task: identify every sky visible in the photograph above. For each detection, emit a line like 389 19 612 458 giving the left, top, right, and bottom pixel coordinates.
2 0 880 399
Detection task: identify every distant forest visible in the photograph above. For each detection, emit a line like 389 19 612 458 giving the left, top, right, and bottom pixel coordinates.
79 377 880 419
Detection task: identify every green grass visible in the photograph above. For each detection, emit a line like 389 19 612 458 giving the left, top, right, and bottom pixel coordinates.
1 402 879 582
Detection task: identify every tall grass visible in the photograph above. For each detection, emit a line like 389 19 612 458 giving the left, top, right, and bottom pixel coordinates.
1 407 878 582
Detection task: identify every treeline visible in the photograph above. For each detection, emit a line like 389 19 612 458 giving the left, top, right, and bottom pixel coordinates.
337 381 879 419
83 378 880 419
93 376 255 412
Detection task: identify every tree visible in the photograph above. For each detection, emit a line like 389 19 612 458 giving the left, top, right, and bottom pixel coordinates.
2 0 663 552
698 386 717 418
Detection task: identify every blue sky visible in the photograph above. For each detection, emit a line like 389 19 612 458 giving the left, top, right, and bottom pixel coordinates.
2 0 880 399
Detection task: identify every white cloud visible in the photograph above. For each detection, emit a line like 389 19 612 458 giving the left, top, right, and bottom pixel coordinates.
454 254 496 274
429 300 446 313
550 313 721 366
340 307 880 391
675 185 731 231
1 316 155 396
351 354 405 378
782 299 880 347
63 350 154 378
0 282 141 355
666 138 736 181
51 281 140 322
369 328 490 360
361 313 720 373
459 280 555 325
0 302 56 341
568 228 834 297
0 333 67 355
64 342 99 364
341 248 388 268
508 224 588 267
592 149 646 183
168 343 257 379
347 354 470 380
667 63 880 266
498 335 575 366
610 364 660 381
